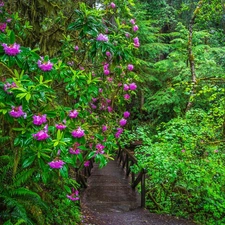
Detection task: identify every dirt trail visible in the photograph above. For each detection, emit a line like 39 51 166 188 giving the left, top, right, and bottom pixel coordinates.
80 160 197 225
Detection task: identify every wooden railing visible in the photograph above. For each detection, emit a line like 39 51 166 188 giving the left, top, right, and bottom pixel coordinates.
117 146 146 207
75 158 94 188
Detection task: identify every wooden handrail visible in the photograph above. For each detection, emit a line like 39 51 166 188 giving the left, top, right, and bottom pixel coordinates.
117 145 146 207
76 157 94 188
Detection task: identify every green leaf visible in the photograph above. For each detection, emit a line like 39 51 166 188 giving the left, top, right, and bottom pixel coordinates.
60 165 68 178
9 31 15 44
64 185 71 193
22 155 36 168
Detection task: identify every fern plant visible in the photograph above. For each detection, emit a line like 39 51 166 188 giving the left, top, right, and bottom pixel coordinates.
0 155 47 225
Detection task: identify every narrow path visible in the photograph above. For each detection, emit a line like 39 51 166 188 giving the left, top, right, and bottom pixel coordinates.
80 160 197 225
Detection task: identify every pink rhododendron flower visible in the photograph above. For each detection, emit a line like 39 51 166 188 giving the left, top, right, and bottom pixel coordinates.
96 143 105 154
67 61 74 66
74 45 79 51
123 84 129 91
127 64 134 71
102 125 107 132
99 88 103 93
0 23 6 32
33 129 49 141
55 123 66 130
67 189 79 201
70 148 80 155
119 118 127 126
0 1 4 7
130 19 135 25
115 127 124 138
90 103 97 109
125 33 130 38
2 43 21 56
72 127 85 138
110 2 116 8
9 106 25 118
69 143 81 155
133 37 140 48
129 82 137 90
103 63 109 70
107 77 113 82
48 159 65 169
96 33 108 42
104 69 110 75
106 51 111 57
38 57 53 71
84 161 90 167
33 114 47 125
124 94 130 100
123 111 130 118
108 106 113 112
133 25 139 32
4 82 17 93
69 109 79 118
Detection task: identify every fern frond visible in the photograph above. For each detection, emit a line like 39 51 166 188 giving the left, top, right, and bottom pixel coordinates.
14 219 27 225
13 169 35 188
3 220 14 225
8 187 41 199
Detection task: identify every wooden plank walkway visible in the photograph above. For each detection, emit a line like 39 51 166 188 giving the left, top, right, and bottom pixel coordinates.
80 159 197 225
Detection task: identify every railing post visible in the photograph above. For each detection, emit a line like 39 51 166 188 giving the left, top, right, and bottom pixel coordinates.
141 169 146 208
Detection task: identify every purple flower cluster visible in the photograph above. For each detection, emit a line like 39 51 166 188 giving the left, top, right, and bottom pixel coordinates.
102 125 107 132
38 57 53 71
67 189 79 201
84 160 90 167
69 109 79 118
74 45 79 51
133 37 140 48
133 25 139 32
2 43 21 56
0 23 6 32
119 118 127 126
55 122 66 130
72 127 85 138
106 51 111 57
96 33 108 42
69 143 81 155
4 82 17 93
48 159 65 169
33 130 49 141
33 125 49 141
123 82 137 91
127 64 134 71
115 127 123 138
9 106 26 118
103 63 110 75
123 111 130 118
110 2 116 8
33 114 47 125
96 143 105 154
124 93 130 100
130 19 135 25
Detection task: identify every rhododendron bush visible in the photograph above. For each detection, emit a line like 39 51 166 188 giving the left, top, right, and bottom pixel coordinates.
0 1 139 223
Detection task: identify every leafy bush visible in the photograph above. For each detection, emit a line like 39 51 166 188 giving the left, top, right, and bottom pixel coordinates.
0 1 140 224
134 108 225 224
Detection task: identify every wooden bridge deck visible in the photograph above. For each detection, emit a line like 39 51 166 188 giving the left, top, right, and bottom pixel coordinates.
80 159 196 225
